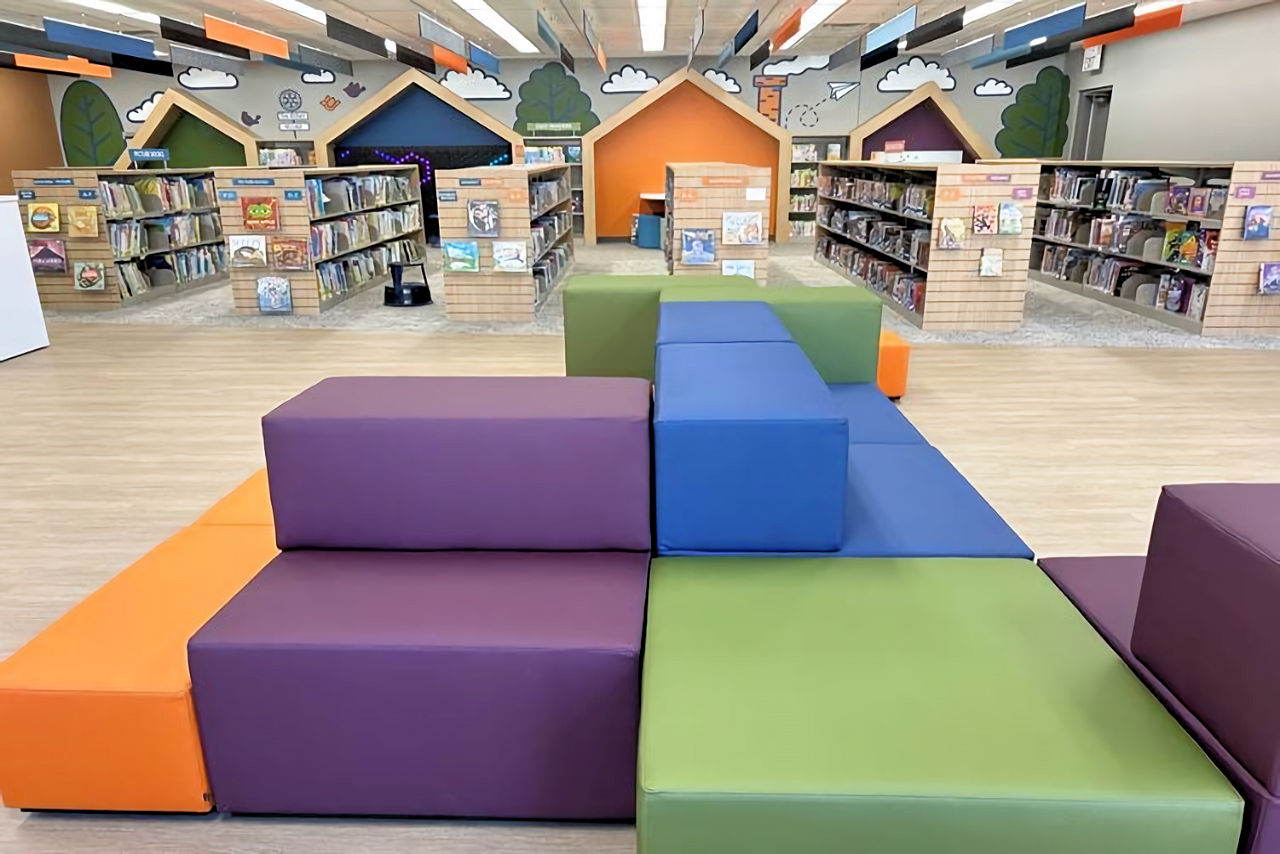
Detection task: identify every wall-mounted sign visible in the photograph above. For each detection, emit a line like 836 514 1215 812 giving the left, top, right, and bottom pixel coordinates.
277 111 308 121
1011 186 1035 199
458 178 483 187
437 189 458 202
33 177 74 186
284 189 304 201
884 140 906 153
17 189 35 199
1082 44 1103 72
128 148 170 163
231 177 276 186
78 189 99 200
527 122 580 133
278 122 310 132
218 189 239 201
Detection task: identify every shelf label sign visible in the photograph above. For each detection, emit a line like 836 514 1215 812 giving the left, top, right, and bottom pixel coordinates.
17 189 34 199
279 122 310 132
277 111 308 120
128 148 170 163
32 177 74 186
676 188 699 202
437 189 458 202
1261 172 1280 181
218 190 239 201
231 177 276 186
963 173 1010 183
745 187 767 201
938 187 962 202
508 188 528 202
1011 186 1035 199
458 178 483 187
284 189 304 201
1235 185 1257 199
884 140 906 153
78 188 99 200
703 176 746 187
527 122 579 133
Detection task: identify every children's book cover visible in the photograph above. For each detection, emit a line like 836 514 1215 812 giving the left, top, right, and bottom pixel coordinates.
722 259 755 277
270 238 310 270
27 238 67 273
972 204 997 235
466 199 501 237
1176 229 1201 267
681 229 716 265
67 205 99 237
1260 262 1280 295
240 197 279 231
1244 205 1271 240
73 261 106 290
938 217 965 249
1162 224 1184 262
1165 185 1190 215
1188 187 1211 217
443 241 480 272
229 234 268 267
25 202 59 233
256 275 293 313
997 201 1024 235
492 240 528 272
979 247 1004 277
722 211 763 245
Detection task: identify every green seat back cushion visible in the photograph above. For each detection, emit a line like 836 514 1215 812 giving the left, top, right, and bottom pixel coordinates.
639 556 1242 854
563 275 750 379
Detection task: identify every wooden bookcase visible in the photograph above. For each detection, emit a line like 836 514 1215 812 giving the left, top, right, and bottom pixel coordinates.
1017 159 1280 337
523 132 584 236
664 162 771 286
14 167 228 311
435 164 575 323
213 165 424 316
816 161 1039 332
789 137 845 241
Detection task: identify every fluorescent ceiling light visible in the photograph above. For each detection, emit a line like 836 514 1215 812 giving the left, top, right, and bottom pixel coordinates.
452 0 539 53
261 0 326 25
638 0 666 51
384 37 396 55
1028 35 1047 44
963 0 1024 25
56 0 159 25
780 0 846 49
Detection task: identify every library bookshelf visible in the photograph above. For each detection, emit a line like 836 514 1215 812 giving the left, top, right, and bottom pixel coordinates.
435 164 575 323
788 137 846 240
14 167 228 311
1008 159 1280 337
213 165 425 316
523 130 585 236
815 160 1039 332
665 162 771 286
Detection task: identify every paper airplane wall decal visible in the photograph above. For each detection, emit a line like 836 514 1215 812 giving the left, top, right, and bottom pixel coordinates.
828 81 859 100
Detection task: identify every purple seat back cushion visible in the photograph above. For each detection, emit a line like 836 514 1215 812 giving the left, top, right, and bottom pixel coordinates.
263 376 652 551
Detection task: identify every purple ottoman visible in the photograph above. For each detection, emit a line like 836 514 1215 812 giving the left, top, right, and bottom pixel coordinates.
1042 556 1280 854
1131 484 1280 793
263 377 652 550
188 549 649 818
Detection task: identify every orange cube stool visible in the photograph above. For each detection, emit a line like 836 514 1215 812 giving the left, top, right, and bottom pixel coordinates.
194 469 273 527
0 524 279 812
877 330 911 400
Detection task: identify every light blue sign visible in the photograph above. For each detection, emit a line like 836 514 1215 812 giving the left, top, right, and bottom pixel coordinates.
231 177 276 186
284 189 304 201
218 190 239 201
128 148 170 163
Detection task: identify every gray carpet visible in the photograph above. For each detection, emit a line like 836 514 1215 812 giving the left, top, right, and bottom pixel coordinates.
44 241 1280 349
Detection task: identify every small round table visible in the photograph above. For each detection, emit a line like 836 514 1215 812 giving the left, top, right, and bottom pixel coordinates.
384 260 432 307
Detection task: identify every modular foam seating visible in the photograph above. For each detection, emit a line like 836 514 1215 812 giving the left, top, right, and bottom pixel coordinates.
1041 484 1280 854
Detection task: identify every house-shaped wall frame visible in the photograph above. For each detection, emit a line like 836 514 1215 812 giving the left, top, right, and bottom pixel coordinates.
848 82 998 162
113 89 260 169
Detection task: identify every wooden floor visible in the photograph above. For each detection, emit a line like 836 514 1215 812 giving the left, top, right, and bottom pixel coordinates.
2 322 1280 853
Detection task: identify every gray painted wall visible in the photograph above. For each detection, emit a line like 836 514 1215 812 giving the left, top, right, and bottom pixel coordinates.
1068 1 1280 161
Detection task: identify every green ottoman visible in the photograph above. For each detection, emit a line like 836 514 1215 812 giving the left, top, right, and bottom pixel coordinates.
640 557 1243 854
563 275 752 379
660 286 882 383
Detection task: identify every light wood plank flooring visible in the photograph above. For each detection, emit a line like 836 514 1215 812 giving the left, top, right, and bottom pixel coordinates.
2 322 1279 853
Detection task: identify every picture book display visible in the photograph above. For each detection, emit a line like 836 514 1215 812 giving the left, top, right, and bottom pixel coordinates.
1165 185 1190 215
938 218 965 249
1261 263 1280 295
240 197 280 231
73 261 106 291
722 211 763 245
25 202 59 233
270 238 310 271
979 247 1004 277
791 143 819 163
492 240 528 272
997 202 1024 235
228 235 268 267
1244 205 1271 240
972 204 997 235
67 205 99 238
443 241 480 273
722 259 755 278
467 199 500 238
27 239 67 273
681 229 716 265
256 276 293 314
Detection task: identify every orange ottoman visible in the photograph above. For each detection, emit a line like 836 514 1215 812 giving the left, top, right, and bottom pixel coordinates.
877 330 911 400
194 470 273 527
0 524 278 812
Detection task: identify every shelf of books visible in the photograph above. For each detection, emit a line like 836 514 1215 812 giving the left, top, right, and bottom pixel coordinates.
212 165 424 316
665 162 771 285
815 160 1040 331
14 168 228 310
524 133 584 235
1024 160 1280 336
435 163 574 322
789 137 846 240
